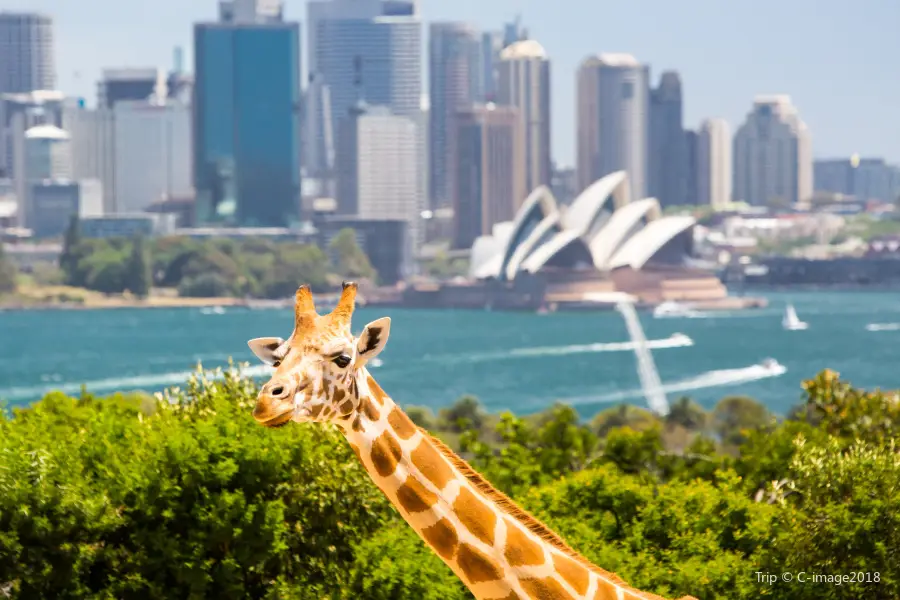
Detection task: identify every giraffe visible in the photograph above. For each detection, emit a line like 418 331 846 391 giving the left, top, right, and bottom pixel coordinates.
247 283 696 600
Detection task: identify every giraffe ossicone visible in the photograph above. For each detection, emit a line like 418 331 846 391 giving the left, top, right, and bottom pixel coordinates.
247 283 696 600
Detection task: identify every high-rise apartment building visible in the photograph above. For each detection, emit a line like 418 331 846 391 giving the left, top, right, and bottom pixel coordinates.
733 95 812 206
576 54 650 198
451 103 525 250
193 0 301 227
497 40 552 195
429 22 482 209
0 12 55 95
696 118 732 208
649 71 686 207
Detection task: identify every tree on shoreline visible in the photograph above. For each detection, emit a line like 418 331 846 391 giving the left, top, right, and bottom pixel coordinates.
124 234 151 298
0 242 17 294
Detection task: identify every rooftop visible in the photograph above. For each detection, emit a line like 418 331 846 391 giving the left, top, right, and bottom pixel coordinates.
500 39 548 60
24 124 69 140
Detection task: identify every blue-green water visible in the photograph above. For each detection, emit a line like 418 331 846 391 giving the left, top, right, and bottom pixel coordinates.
1 291 898 417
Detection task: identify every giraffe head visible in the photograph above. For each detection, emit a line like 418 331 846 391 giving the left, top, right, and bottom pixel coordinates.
247 282 391 428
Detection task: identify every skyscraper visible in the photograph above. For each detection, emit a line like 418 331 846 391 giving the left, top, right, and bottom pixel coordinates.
451 103 525 250
114 100 192 214
696 118 732 208
733 96 812 206
649 71 686 207
335 103 418 276
576 54 649 198
307 0 421 179
0 12 55 95
193 0 301 227
429 22 482 209
497 40 551 194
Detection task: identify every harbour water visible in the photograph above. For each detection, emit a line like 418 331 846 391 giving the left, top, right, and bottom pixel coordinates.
2 290 899 417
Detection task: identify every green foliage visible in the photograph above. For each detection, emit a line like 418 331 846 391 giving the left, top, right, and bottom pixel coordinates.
712 395 773 447
349 526 467 600
421 250 468 280
438 394 485 432
53 225 374 299
801 369 900 442
0 243 16 294
329 228 375 282
0 365 392 598
591 403 660 436
524 466 778 600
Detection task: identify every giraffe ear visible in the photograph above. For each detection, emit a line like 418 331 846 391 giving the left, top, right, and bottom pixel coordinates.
247 337 286 366
356 317 391 364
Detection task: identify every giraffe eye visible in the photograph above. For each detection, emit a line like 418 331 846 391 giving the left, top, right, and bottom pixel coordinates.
333 354 352 368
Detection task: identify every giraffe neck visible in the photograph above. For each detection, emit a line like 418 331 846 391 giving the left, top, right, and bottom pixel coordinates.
338 372 668 600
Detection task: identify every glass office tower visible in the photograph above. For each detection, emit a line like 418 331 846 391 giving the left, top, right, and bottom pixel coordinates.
193 21 301 227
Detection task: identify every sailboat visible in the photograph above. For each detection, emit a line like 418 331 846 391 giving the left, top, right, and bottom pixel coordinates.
782 303 808 330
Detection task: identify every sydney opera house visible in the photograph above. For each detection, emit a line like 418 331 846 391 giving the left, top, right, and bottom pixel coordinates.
402 171 761 310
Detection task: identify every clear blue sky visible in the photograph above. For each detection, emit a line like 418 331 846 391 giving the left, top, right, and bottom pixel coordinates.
7 0 899 166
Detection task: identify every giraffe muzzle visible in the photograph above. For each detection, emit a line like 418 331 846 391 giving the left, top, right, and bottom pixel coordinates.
253 378 298 427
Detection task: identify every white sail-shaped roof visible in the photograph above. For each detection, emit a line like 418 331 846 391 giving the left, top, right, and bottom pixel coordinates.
468 170 694 279
607 216 696 270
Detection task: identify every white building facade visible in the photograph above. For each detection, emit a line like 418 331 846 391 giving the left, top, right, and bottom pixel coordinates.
113 100 191 214
696 118 732 209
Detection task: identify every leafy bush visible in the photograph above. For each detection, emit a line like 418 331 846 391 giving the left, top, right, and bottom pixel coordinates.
0 369 898 600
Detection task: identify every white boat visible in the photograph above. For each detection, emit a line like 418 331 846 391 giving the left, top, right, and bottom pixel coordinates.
653 301 701 319
781 303 808 330
200 306 226 315
668 332 692 345
759 357 786 374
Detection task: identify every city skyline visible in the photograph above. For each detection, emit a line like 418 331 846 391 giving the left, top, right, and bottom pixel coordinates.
2 0 897 166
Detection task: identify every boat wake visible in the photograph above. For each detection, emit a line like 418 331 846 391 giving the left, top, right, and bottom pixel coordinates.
437 333 694 364
866 323 900 332
0 364 275 402
560 360 787 407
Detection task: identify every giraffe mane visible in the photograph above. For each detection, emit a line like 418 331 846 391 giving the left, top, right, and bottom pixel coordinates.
423 430 674 600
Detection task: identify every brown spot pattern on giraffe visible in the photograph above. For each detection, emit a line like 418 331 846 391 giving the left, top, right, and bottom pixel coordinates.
519 576 577 599
453 486 496 546
396 476 437 514
370 431 403 477
553 552 590 595
456 543 502 585
411 440 454 489
504 520 545 567
366 374 387 405
421 518 458 561
592 583 621 600
388 407 417 440
361 397 381 422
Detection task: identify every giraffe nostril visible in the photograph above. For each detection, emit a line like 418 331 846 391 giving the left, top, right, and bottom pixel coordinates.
271 385 285 397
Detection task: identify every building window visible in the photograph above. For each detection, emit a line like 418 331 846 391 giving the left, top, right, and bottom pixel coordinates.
622 81 634 99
